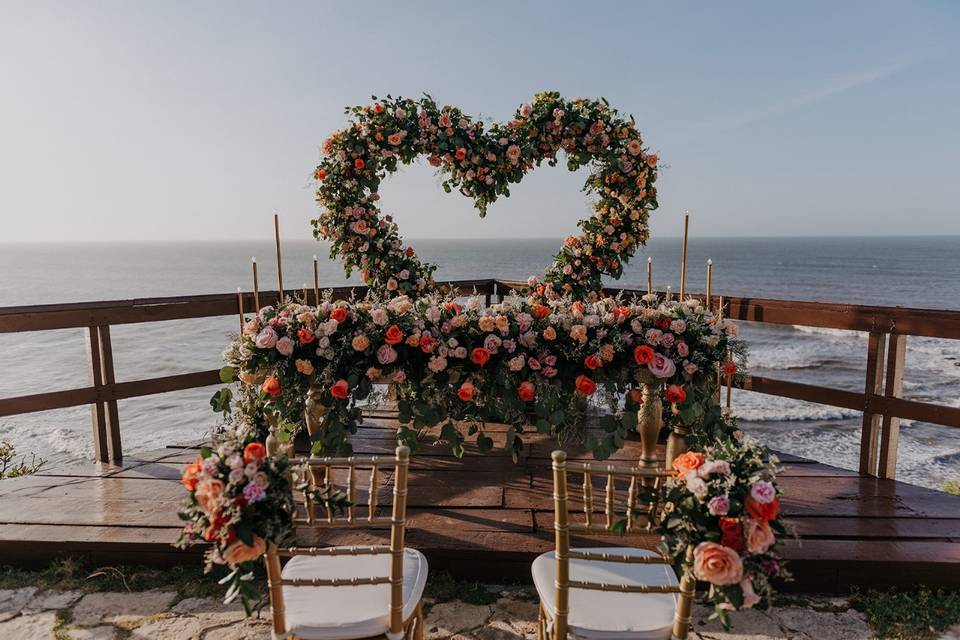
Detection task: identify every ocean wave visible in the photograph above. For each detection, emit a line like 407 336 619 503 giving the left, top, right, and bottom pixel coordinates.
732 391 862 422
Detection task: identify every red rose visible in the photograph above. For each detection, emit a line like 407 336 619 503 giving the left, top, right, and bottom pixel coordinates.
406 246 415 257
419 334 435 353
657 317 671 330
243 442 266 464
373 102 384 114
330 307 348 323
427 156 441 167
354 158 365 170
261 376 281 398
746 496 780 522
471 347 491 366
584 354 603 370
457 382 475 402
722 361 737 377
385 324 404 345
719 517 745 554
614 306 632 320
634 345 655 365
297 328 315 345
532 304 550 319
455 147 467 161
518 381 536 402
204 513 231 542
330 379 350 399
575 374 596 396
665 384 686 404
314 167 327 181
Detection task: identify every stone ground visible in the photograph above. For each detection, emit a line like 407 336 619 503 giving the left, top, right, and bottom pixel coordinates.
0 583 956 639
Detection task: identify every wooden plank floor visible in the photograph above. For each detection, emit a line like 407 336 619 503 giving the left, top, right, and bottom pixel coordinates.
1 412 958 592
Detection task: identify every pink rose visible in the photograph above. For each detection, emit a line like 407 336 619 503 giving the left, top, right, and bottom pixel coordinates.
745 518 776 554
647 353 677 379
670 319 687 334
255 327 278 349
693 542 743 585
676 341 689 357
644 328 662 345
750 481 776 504
708 495 730 516
685 472 708 499
276 337 294 356
376 344 397 365
661 333 676 348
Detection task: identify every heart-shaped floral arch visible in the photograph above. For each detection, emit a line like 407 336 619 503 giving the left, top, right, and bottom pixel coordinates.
313 91 659 299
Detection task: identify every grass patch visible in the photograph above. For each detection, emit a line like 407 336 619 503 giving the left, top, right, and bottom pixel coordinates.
0 556 264 601
424 571 502 607
852 588 960 639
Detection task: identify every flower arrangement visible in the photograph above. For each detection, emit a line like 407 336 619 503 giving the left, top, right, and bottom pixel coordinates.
215 291 744 460
175 428 296 613
653 434 791 627
313 92 659 299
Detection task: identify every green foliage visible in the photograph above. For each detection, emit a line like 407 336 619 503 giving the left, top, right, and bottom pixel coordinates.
0 440 45 479
852 588 960 640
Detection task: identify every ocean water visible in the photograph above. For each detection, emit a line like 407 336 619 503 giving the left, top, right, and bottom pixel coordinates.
1 237 959 490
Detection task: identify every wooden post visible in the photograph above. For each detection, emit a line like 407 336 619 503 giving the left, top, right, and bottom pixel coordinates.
86 326 109 463
673 545 696 639
878 334 906 480
551 450 569 640
264 543 286 636
97 325 122 463
859 331 887 476
274 212 284 303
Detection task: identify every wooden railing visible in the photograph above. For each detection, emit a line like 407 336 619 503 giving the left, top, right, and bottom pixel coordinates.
1 279 958 481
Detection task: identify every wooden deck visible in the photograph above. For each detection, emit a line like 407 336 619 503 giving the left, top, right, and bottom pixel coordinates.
1 411 959 592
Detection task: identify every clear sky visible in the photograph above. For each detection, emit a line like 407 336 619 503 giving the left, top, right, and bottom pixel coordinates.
1 1 958 242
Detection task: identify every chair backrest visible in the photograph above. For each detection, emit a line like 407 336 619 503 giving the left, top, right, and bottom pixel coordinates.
264 445 411 638
550 449 696 640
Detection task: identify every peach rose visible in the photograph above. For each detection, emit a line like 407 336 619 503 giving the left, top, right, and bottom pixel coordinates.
693 542 743 585
740 577 761 609
745 518 776 554
194 479 224 514
671 451 705 476
223 534 266 565
352 334 370 351
542 326 557 341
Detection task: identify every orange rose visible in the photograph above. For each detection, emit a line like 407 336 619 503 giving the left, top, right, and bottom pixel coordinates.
297 328 315 345
458 382 475 402
693 542 743 585
203 512 231 542
634 345 654 365
722 361 737 377
531 304 550 319
745 496 780 522
471 347 491 366
575 374 596 396
665 384 686 404
518 381 536 402
419 334 436 353
330 307 348 323
223 535 266 566
330 379 350 399
385 324 404 345
354 158 365 170
314 168 327 181
181 456 202 492
194 479 224 514
261 376 281 398
243 442 266 465
584 354 602 370
671 451 705 476
745 518 776 554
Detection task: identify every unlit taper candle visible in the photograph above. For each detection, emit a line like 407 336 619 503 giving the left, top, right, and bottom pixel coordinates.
313 255 320 305
679 212 690 299
274 212 284 303
647 257 653 295
252 257 261 311
237 287 244 333
706 259 713 310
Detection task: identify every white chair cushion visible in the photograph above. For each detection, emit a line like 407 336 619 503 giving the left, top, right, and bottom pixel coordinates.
532 547 679 640
278 547 428 640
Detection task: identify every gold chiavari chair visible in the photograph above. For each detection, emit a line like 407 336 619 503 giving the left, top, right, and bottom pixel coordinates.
264 445 427 640
533 450 696 640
